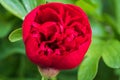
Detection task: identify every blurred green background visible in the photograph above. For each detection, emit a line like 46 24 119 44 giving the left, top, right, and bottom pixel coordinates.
0 0 120 80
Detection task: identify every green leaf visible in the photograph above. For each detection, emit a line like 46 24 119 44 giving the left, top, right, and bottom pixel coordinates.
86 0 102 14
75 0 103 21
36 0 46 5
22 0 37 12
75 0 96 15
84 0 97 5
115 0 120 34
103 13 116 27
91 20 107 38
9 28 22 42
78 55 100 80
0 22 12 38
78 38 103 80
46 0 75 4
22 0 47 13
86 37 105 57
0 0 27 20
0 40 25 60
102 39 120 68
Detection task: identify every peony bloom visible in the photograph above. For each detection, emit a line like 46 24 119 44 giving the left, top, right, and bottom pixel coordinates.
22 2 92 70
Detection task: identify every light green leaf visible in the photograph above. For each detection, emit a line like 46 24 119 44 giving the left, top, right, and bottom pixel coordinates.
78 55 100 80
0 0 27 20
85 0 102 14
84 0 96 5
46 0 75 4
86 37 105 57
115 0 120 34
22 0 37 12
9 28 22 42
22 0 47 13
102 39 120 68
37 0 46 5
75 0 96 15
78 37 103 80
75 0 103 21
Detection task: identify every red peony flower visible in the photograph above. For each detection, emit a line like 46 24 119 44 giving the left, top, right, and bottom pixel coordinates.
22 2 92 70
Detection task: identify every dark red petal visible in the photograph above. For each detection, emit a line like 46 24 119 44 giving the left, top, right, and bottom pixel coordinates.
25 35 52 67
35 7 61 24
53 39 91 69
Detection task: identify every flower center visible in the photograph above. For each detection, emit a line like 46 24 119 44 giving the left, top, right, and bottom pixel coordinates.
30 21 86 56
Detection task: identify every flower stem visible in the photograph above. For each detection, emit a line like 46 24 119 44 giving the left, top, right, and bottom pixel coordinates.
41 77 56 80
42 76 49 80
51 77 57 80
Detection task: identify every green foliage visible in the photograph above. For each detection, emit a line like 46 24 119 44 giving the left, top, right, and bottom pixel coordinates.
102 39 120 68
75 0 102 21
90 20 108 38
78 38 103 80
9 28 22 42
76 0 120 80
22 0 46 12
0 0 27 20
0 0 120 80
76 0 96 15
0 22 12 38
58 68 77 80
115 0 120 35
0 40 25 60
46 0 75 4
37 0 46 5
22 0 37 12
0 0 46 20
78 56 100 80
